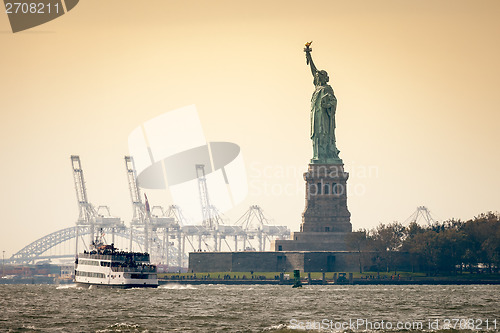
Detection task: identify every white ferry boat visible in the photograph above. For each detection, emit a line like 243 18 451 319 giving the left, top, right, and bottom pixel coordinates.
75 240 158 288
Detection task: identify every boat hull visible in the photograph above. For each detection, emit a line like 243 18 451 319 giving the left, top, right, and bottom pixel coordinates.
75 282 158 289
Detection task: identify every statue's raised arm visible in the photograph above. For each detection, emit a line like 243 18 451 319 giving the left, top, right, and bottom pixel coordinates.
304 41 317 76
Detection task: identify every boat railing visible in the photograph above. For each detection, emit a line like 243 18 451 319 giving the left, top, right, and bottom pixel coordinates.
110 266 157 273
79 253 116 260
78 253 150 262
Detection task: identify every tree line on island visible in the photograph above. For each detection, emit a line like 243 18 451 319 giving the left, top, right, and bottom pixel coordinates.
347 212 500 275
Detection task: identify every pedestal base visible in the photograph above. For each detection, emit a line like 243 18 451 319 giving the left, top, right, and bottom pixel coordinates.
272 231 354 251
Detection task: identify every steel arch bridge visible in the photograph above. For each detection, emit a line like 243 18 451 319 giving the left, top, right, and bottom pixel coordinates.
9 226 182 265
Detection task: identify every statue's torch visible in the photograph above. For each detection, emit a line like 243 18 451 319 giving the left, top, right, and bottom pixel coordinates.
304 41 313 64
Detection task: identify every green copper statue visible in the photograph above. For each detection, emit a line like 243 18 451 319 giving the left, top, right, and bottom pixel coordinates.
304 42 342 164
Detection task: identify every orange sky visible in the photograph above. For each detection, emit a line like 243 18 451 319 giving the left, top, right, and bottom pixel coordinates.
1 0 499 257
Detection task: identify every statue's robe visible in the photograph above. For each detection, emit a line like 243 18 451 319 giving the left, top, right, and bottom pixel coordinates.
310 83 337 159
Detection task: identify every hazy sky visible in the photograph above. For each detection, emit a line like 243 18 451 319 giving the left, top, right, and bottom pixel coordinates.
1 0 499 257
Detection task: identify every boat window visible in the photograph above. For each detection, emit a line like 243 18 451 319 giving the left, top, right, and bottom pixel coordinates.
75 270 105 278
78 259 100 266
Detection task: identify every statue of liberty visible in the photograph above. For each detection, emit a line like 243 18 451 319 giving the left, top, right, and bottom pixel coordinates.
304 42 342 164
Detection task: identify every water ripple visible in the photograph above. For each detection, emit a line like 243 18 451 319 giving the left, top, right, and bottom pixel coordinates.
0 284 498 332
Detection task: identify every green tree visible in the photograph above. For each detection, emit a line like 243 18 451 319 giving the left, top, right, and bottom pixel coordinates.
346 230 369 273
401 221 426 272
462 212 499 273
368 222 406 274
435 227 467 274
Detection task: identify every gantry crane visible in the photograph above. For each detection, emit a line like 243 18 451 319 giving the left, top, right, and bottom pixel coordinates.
125 156 178 261
125 155 151 253
195 164 224 251
404 206 437 226
71 155 96 254
71 155 123 254
235 205 290 251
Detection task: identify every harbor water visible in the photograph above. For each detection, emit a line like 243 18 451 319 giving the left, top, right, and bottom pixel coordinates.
0 284 498 332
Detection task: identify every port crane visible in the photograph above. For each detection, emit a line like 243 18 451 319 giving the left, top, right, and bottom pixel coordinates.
125 156 179 263
404 206 437 226
71 155 124 254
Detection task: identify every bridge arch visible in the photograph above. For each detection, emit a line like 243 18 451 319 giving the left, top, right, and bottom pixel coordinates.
9 226 179 264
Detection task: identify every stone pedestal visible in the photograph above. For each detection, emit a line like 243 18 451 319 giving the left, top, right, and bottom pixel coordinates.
301 163 352 233
272 163 352 252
